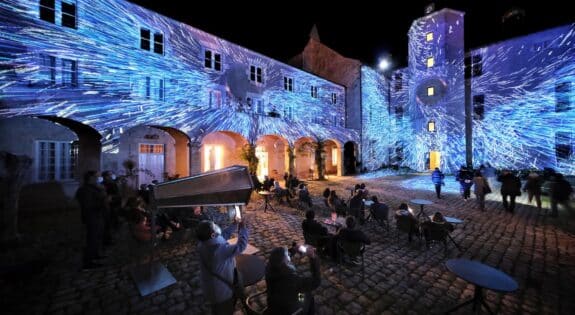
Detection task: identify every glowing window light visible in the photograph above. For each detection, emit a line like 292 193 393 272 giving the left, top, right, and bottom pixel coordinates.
332 147 338 166
426 32 433 42
427 87 434 96
426 57 434 68
204 145 223 172
427 120 436 132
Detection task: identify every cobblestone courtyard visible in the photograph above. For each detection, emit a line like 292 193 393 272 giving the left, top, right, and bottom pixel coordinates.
2 173 575 315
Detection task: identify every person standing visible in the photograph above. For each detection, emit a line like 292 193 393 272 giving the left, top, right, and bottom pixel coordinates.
498 170 522 213
266 246 321 315
196 219 249 315
549 173 573 217
473 171 490 211
523 172 543 212
75 171 107 270
431 167 445 199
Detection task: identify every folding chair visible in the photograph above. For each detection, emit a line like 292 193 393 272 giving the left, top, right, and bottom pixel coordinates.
337 239 365 279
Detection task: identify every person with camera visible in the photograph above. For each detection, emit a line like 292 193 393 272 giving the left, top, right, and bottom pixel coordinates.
266 245 321 315
196 218 249 315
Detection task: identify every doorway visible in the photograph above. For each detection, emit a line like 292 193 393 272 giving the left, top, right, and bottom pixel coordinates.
138 143 165 187
255 146 268 181
429 151 441 170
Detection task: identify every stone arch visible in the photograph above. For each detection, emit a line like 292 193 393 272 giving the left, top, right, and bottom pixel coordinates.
294 137 316 180
254 134 289 181
152 126 190 179
200 131 249 172
323 138 342 177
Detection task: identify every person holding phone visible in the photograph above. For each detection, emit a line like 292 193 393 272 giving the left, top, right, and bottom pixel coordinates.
265 245 321 315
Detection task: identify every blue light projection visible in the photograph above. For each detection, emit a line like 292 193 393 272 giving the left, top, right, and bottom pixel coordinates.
0 0 356 152
385 9 574 174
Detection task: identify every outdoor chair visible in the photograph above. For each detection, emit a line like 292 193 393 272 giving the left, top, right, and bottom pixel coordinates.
369 204 390 232
244 289 303 315
421 222 449 254
395 214 420 243
337 239 365 279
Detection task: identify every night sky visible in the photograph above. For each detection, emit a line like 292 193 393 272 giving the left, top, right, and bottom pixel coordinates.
128 0 573 69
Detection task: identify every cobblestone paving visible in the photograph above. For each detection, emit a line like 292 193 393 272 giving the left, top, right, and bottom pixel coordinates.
2 174 574 315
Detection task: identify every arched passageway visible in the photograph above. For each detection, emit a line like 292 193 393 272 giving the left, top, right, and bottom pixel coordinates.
201 131 248 172
254 135 289 181
344 141 358 175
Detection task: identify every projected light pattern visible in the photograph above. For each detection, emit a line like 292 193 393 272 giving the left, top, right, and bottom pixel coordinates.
0 0 356 152
469 26 575 175
360 66 392 170
383 9 574 174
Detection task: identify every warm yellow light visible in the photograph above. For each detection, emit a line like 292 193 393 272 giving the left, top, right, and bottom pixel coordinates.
428 120 436 132
332 147 338 166
204 145 223 172
426 32 433 42
427 87 434 96
426 57 434 68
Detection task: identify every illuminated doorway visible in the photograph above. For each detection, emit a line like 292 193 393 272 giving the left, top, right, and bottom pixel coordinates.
138 143 165 186
429 151 441 170
255 146 268 181
204 145 223 172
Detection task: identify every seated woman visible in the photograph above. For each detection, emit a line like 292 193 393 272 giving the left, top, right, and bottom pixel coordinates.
328 190 347 216
427 212 454 232
272 179 292 205
394 203 420 242
266 246 321 315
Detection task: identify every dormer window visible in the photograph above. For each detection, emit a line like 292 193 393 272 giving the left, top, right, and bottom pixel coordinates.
426 32 433 42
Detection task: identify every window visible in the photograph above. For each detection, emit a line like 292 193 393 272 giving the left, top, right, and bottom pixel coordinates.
255 99 264 114
427 120 436 132
140 28 151 51
473 94 485 120
158 79 165 101
204 50 222 71
426 32 433 42
555 132 572 161
427 87 434 96
139 144 164 154
36 140 76 181
311 86 318 98
145 77 151 99
249 65 263 83
426 57 434 68
40 54 57 84
331 93 337 104
284 105 293 119
209 90 222 108
394 73 403 91
61 1 77 29
395 106 403 119
332 115 339 127
61 58 77 86
153 33 163 55
283 76 293 91
556 82 571 112
39 0 55 23
471 54 482 77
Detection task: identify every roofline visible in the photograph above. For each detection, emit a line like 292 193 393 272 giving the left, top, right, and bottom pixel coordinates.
409 7 465 31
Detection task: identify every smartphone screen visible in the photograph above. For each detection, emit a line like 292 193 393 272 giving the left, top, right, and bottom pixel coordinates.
298 245 307 253
234 205 241 220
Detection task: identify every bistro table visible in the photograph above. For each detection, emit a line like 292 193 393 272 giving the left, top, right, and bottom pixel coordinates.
257 191 276 212
429 215 463 224
236 254 266 287
410 199 433 219
445 258 518 314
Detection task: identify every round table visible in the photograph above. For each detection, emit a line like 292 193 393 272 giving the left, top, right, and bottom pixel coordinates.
429 216 463 224
236 254 266 287
410 199 433 218
445 258 518 314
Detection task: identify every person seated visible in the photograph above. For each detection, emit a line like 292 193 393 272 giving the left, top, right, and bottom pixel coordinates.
251 172 263 191
262 175 274 191
272 179 292 205
266 246 321 315
337 216 371 245
348 191 365 223
359 183 369 199
186 206 211 228
426 212 454 232
301 210 334 257
328 190 347 216
298 183 313 208
394 203 419 242
125 196 179 238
